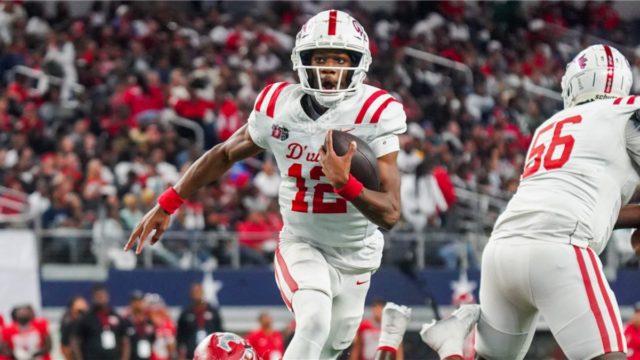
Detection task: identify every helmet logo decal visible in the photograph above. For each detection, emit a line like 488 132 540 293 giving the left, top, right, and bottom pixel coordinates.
216 333 238 353
352 19 367 42
578 55 587 70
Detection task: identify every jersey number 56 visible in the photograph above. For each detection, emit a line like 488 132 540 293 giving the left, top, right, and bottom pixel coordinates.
522 115 582 179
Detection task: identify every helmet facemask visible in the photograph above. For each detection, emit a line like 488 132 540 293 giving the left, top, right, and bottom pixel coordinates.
294 49 368 108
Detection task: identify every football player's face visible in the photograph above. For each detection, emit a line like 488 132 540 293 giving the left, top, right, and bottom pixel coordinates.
311 49 353 91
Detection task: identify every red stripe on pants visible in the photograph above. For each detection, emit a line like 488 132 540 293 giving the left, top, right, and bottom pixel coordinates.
586 248 624 351
274 268 293 311
275 246 299 294
574 246 611 352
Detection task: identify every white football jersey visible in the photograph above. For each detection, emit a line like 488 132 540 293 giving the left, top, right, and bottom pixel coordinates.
247 82 407 252
492 96 640 254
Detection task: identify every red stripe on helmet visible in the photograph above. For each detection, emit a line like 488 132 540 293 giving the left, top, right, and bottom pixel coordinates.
603 45 614 94
328 10 337 36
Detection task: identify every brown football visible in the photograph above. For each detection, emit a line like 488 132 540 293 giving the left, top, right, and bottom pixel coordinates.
327 130 381 191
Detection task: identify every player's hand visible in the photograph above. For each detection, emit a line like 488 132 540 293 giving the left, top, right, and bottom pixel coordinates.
318 129 356 189
632 228 640 257
124 204 171 255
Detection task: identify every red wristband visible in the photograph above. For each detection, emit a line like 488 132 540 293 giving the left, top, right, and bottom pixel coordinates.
157 187 185 214
334 174 363 201
377 346 397 354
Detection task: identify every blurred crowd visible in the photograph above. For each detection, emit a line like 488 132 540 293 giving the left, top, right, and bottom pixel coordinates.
0 284 289 360
0 0 637 268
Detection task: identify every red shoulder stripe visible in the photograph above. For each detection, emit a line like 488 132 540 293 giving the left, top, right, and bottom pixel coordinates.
370 98 400 124
627 95 638 105
613 97 623 105
266 82 290 118
355 90 387 124
255 84 274 112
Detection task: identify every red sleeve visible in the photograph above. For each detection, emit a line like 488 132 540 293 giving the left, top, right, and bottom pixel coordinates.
173 99 186 115
433 167 456 207
34 318 49 335
123 87 133 105
625 324 640 348
358 319 373 334
245 330 258 347
2 325 16 349
150 87 165 109
275 332 284 352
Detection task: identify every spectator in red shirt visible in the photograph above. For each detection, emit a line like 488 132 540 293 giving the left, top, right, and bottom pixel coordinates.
625 303 640 360
596 1 620 31
123 72 164 123
147 294 176 360
16 102 44 136
215 97 243 143
7 73 31 103
236 210 273 266
246 313 284 360
0 305 51 360
0 313 7 360
0 96 12 133
350 299 404 360
172 78 217 149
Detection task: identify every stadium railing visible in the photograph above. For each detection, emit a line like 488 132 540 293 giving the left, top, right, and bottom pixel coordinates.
11 65 85 109
403 47 563 103
543 21 636 58
160 109 205 149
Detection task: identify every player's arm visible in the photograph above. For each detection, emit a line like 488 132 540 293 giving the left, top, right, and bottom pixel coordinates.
614 204 640 229
124 124 264 253
351 151 401 229
319 130 400 229
348 332 362 360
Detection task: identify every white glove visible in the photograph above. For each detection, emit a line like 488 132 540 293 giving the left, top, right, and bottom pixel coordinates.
378 302 412 350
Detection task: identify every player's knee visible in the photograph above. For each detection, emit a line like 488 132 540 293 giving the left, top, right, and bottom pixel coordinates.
296 306 331 338
292 290 332 338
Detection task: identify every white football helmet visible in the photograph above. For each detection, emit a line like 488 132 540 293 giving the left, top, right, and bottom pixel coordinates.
561 44 633 109
291 10 372 108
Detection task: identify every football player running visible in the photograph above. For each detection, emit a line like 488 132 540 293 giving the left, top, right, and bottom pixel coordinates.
125 10 407 360
422 45 640 360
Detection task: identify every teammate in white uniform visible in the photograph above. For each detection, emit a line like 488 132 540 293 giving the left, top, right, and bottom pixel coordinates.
125 10 407 360
422 45 640 360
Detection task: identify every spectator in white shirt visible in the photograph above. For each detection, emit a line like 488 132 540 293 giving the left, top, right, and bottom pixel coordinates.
254 160 280 198
400 160 448 231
